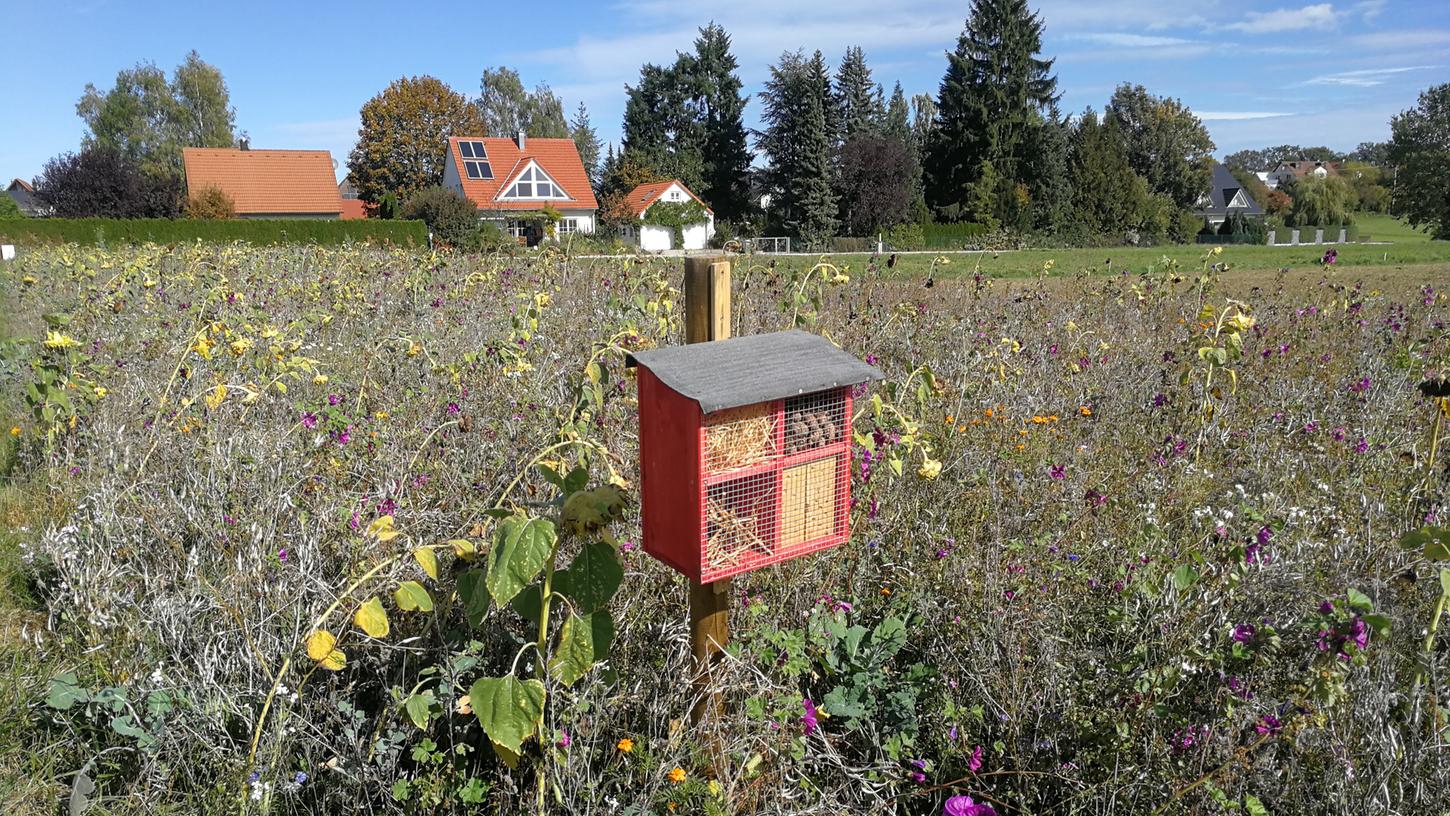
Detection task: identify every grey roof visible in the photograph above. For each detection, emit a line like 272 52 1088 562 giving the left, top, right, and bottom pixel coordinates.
1199 163 1264 218
6 187 49 217
626 330 883 414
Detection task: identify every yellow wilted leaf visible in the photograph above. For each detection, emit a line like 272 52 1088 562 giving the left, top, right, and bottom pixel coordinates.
320 649 347 671
414 548 439 580
204 384 227 411
367 515 400 542
354 596 390 638
448 539 477 559
306 629 337 661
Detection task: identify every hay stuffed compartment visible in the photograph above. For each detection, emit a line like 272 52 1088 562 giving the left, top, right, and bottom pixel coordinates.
629 331 881 583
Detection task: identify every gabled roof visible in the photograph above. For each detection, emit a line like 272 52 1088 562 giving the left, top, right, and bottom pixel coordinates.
182 148 342 215
448 136 598 212
8 178 33 193
1199 163 1264 217
1271 160 1342 179
625 179 712 218
626 330 882 414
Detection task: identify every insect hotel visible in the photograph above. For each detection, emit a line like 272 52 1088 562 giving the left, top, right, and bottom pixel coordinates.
628 331 882 583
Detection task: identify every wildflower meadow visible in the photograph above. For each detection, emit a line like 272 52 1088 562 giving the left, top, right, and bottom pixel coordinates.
1 242 1448 815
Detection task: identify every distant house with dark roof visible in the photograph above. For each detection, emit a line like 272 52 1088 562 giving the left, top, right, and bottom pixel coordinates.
182 148 343 219
6 179 51 217
1197 163 1263 228
442 132 597 244
619 179 715 251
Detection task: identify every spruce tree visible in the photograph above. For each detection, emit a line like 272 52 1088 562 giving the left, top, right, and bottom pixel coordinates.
621 63 704 190
569 102 602 188
925 0 1059 223
759 50 837 247
1022 107 1072 232
834 46 883 143
1068 109 1150 234
678 23 753 221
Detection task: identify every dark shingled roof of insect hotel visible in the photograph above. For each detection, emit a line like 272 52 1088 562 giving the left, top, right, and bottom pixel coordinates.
626 330 883 414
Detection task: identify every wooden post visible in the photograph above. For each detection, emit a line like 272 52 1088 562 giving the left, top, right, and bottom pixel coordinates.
684 256 731 727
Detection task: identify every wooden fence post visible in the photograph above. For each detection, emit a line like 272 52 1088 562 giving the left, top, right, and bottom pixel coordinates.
684 256 731 727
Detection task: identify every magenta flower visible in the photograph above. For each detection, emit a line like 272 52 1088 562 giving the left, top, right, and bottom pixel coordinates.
944 795 998 816
301 412 318 429
1232 623 1256 643
801 699 819 736
1049 464 1066 480
556 729 571 748
1255 714 1282 735
968 744 984 772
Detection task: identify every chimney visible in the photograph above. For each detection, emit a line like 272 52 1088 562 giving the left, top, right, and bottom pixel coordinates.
515 131 526 150
239 136 250 151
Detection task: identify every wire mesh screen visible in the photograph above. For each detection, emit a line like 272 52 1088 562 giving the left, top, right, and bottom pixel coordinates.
703 403 779 474
698 389 852 581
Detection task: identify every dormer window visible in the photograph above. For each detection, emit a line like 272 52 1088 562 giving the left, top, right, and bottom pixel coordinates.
501 163 567 200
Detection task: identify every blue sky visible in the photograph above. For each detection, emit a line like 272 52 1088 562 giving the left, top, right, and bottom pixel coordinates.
2 0 1447 182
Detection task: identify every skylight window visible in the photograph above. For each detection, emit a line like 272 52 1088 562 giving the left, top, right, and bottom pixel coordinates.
457 140 493 179
501 164 567 200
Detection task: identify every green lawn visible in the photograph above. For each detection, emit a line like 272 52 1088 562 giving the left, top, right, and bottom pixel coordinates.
1355 213 1435 243
763 238 1450 280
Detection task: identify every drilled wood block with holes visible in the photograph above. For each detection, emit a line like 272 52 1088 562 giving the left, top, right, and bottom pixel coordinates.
628 331 881 583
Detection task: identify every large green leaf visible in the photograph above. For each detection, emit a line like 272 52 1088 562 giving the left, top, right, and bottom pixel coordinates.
556 541 623 613
511 583 544 624
457 569 490 628
469 676 545 755
394 581 434 612
403 692 437 730
45 672 88 710
548 611 615 685
1400 526 1450 561
486 516 557 607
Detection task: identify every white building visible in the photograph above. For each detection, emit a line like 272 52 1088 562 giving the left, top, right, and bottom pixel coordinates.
618 180 714 252
442 133 597 245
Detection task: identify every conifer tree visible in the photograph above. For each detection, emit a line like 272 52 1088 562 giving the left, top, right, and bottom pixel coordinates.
925 0 1059 222
834 46 883 143
569 102 602 188
759 50 837 246
678 23 753 221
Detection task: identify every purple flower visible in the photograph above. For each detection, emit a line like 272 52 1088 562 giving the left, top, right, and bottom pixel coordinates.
1349 617 1370 650
557 729 571 748
1255 715 1282 735
327 393 342 407
968 744 984 772
801 699 819 736
1232 623 1256 643
1318 600 1335 615
865 353 879 367
944 795 998 816
1049 465 1066 480
277 548 288 562
446 402 461 415
301 412 319 429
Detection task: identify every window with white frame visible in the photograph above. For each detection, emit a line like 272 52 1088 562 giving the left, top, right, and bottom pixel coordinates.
500 163 568 200
558 217 579 235
505 220 528 238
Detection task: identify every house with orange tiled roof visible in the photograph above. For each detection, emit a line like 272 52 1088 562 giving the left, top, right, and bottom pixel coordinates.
619 179 714 251
442 133 597 244
182 147 343 219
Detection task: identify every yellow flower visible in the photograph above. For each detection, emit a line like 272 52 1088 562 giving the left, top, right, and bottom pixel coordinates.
917 458 942 480
1079 405 1092 416
9 426 20 437
43 331 80 349
228 338 253 356
616 738 635 753
93 387 108 398
667 767 687 784
1042 259 1056 272
312 374 329 385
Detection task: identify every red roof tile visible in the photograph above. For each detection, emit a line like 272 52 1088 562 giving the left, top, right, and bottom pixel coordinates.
8 178 33 193
448 136 598 212
183 148 342 215
340 199 368 220
624 179 711 218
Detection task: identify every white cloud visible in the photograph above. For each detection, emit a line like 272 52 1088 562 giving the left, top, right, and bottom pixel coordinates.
1195 111 1293 120
1062 32 1197 47
1305 65 1440 87
1354 0 1387 20
1346 29 1450 51
1227 3 1340 34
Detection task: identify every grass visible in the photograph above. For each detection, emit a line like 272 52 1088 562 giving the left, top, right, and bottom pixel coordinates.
760 237 1450 280
1355 213 1436 243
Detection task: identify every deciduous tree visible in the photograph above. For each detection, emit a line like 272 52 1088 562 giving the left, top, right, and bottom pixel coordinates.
36 146 183 218
1105 83 1214 210
479 68 568 138
1388 83 1450 238
347 76 484 206
76 50 235 178
836 133 915 234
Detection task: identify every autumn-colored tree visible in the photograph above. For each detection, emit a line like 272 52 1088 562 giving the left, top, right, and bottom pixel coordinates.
185 185 236 219
597 156 668 234
348 76 485 206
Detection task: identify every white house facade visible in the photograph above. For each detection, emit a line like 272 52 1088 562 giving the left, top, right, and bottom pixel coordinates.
620 180 714 251
443 133 597 245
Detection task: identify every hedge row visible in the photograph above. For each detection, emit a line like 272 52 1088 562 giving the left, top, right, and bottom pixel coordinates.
921 221 989 249
0 218 428 247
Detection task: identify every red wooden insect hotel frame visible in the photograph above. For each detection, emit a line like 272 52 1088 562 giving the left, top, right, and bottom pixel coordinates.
628 331 882 583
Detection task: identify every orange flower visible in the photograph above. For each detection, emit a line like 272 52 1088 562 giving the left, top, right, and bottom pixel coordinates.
984 407 994 418
668 767 687 784
944 414 955 425
1079 406 1092 416
880 587 892 596
616 738 635 753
